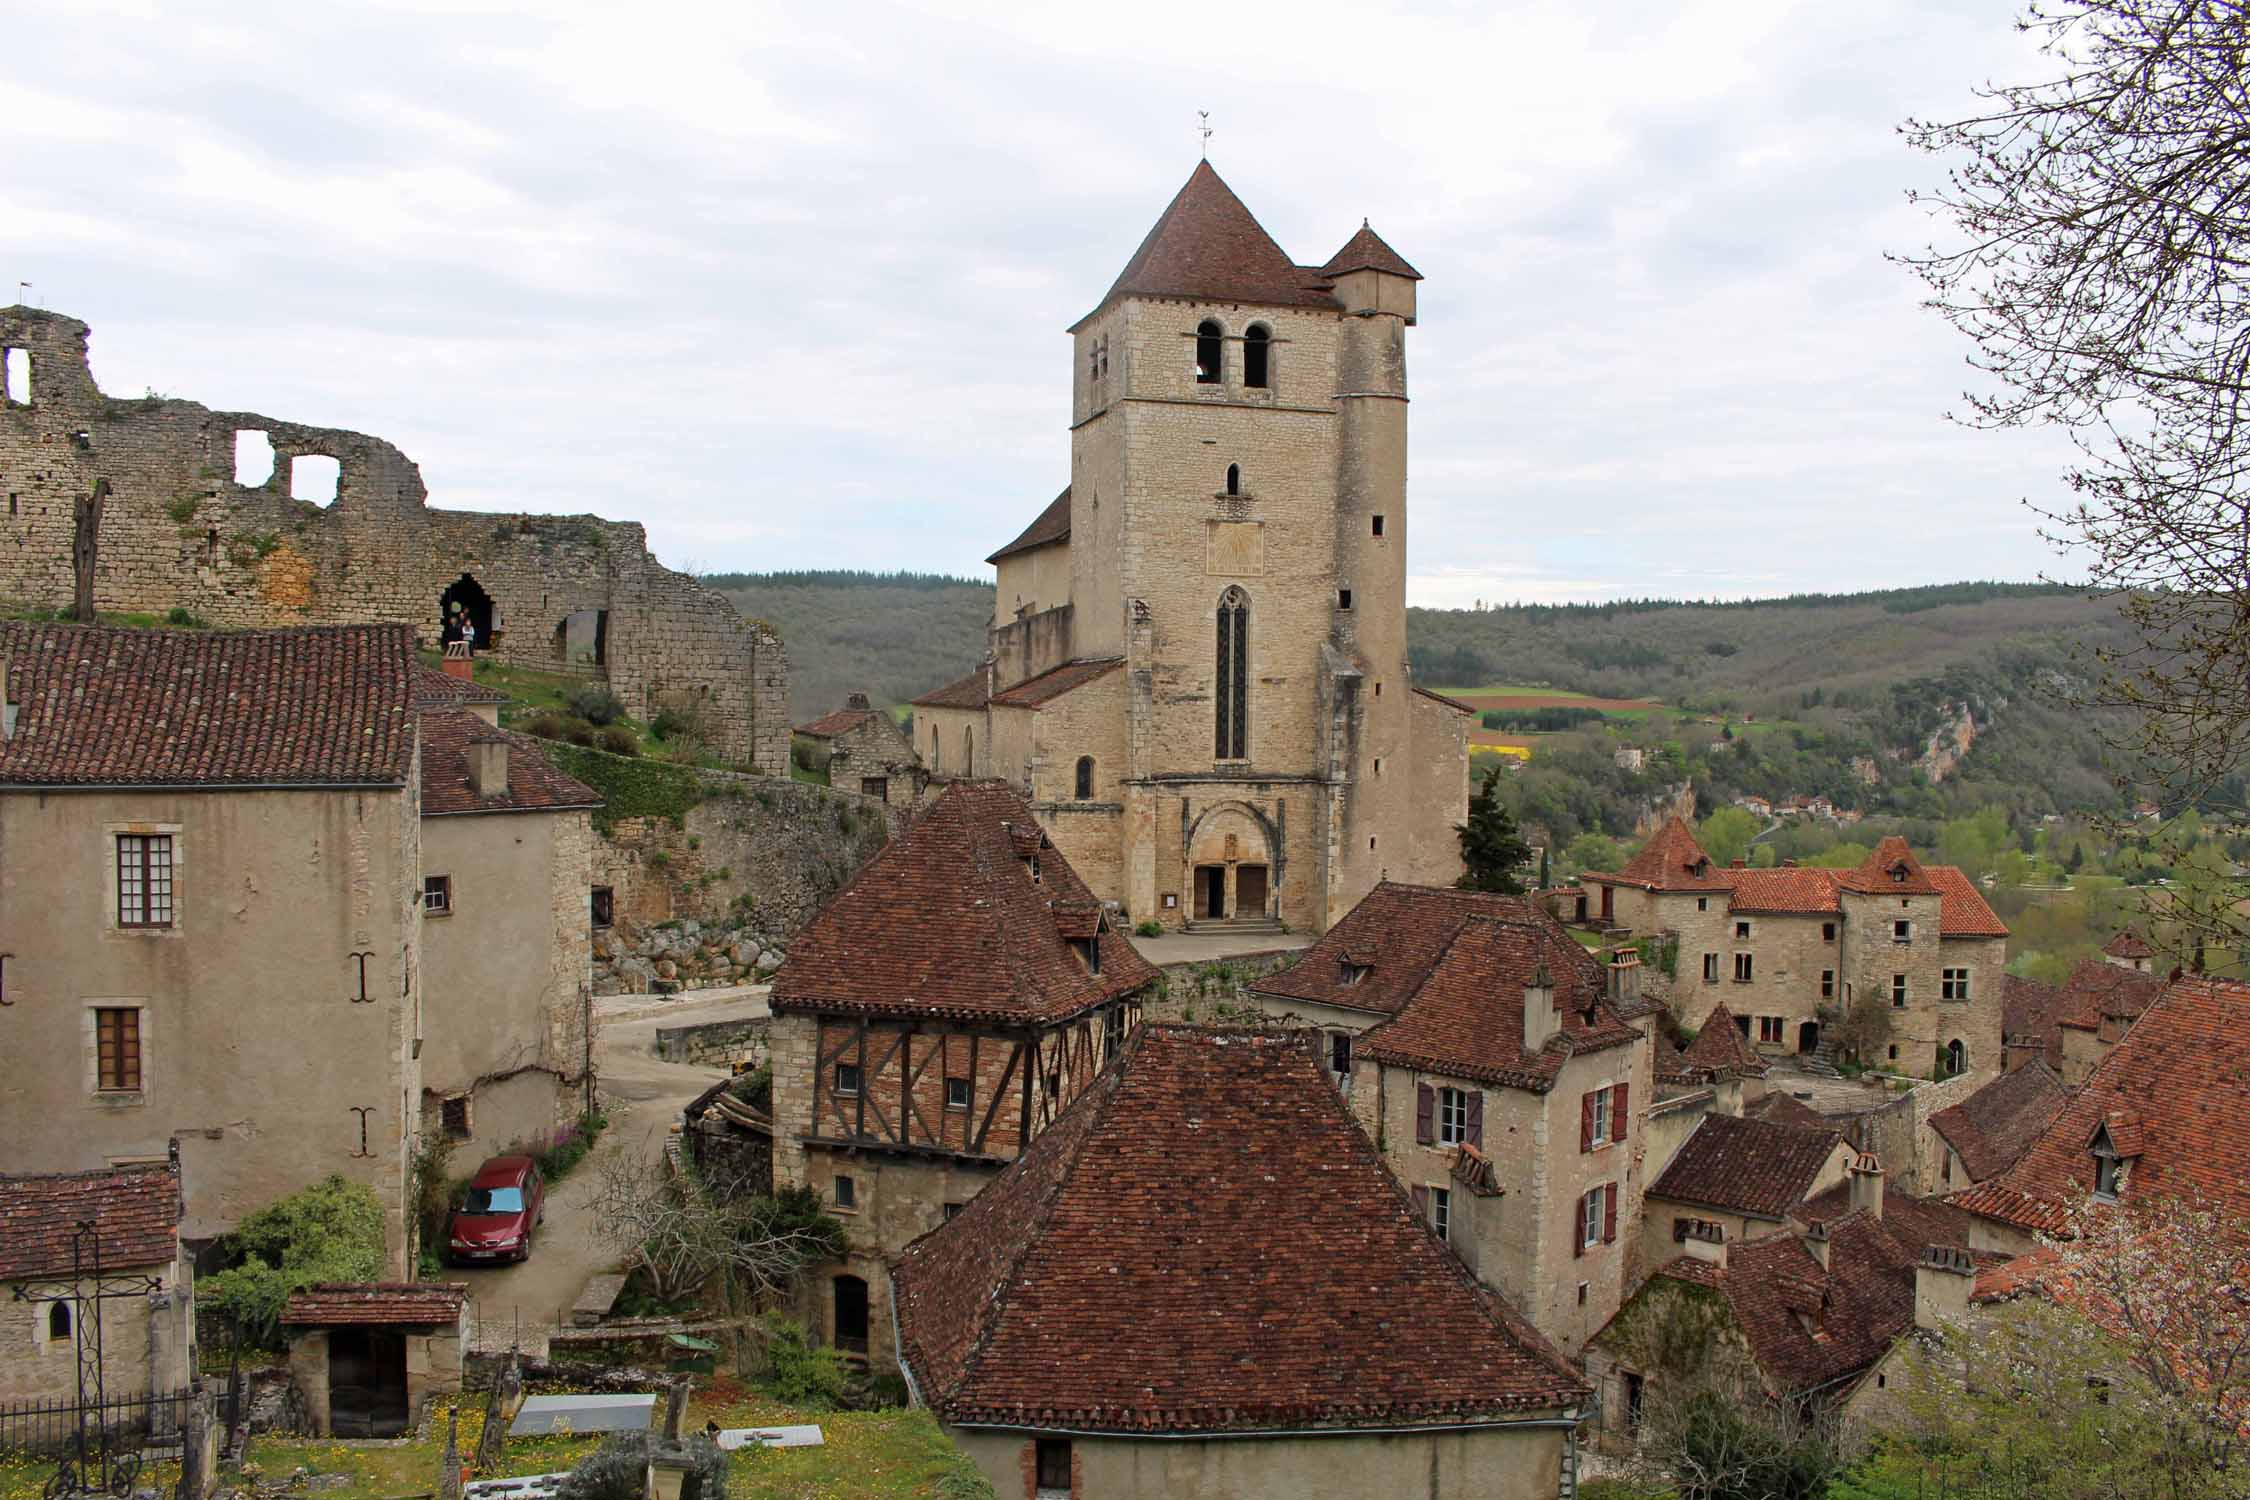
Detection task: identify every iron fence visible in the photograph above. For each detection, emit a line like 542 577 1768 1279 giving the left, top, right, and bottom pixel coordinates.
0 1386 194 1457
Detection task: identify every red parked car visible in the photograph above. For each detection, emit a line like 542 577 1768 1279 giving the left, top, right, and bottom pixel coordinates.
447 1156 545 1264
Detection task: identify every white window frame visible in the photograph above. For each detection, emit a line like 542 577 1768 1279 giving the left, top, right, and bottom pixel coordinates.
1437 1086 1470 1147
1588 1085 1614 1147
1581 1185 1608 1248
105 823 184 937
1429 1184 1451 1240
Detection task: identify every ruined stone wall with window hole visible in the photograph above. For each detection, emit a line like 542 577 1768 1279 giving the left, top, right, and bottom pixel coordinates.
0 308 786 771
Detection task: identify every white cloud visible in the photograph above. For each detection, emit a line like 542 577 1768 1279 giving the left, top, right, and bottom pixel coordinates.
0 0 2073 605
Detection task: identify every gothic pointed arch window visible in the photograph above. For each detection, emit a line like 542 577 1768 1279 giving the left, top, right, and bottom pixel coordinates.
1215 587 1249 759
1195 320 1224 384
1243 324 1271 388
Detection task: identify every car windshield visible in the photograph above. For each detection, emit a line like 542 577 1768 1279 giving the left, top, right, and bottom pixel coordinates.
464 1186 524 1215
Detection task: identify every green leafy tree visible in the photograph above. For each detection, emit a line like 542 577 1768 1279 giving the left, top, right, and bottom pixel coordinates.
203 1175 387 1346
1457 769 1533 894
1697 806 1761 869
1564 831 1626 879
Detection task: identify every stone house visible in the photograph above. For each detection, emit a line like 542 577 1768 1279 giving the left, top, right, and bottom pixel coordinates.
1640 1113 1857 1270
1582 822 2007 1080
1952 975 2250 1257
0 306 789 772
1584 1185 1978 1457
2051 943 2164 1085
1923 1058 2068 1193
281 1283 467 1437
1998 972 2068 1072
413 671 602 1152
911 163 1471 936
0 1161 192 1405
794 694 924 807
893 1026 1590 1500
766 780 1157 1366
1251 881 1660 1355
0 622 423 1270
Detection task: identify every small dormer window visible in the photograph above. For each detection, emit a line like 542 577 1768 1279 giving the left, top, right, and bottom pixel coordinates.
2091 1125 2126 1200
1692 858 1710 877
1891 864 1908 883
1028 855 1041 883
1071 936 1101 975
1341 961 1371 987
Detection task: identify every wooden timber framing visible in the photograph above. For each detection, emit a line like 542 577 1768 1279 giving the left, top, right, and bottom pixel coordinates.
801 996 1146 1163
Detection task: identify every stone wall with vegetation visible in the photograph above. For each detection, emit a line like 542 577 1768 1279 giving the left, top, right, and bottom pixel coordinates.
538 746 906 994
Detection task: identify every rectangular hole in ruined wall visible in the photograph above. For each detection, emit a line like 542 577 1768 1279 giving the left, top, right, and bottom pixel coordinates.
3 348 28 405
291 454 340 505
233 430 275 487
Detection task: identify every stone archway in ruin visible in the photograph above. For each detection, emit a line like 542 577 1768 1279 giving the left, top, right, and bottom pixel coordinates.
440 574 496 652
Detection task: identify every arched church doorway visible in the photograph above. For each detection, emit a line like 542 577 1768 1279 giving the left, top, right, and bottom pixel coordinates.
1183 802 1275 923
440 574 496 653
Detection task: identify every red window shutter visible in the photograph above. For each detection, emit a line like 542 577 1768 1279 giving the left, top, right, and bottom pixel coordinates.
1466 1090 1484 1149
1580 1091 1596 1153
1412 1184 1429 1222
1572 1192 1586 1258
1604 1182 1619 1244
1612 1082 1630 1144
1416 1083 1434 1146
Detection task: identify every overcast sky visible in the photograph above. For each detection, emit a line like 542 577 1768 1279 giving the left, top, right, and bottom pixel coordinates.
2 0 2080 606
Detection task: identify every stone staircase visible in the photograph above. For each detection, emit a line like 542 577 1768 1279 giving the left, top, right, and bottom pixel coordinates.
1181 917 1287 936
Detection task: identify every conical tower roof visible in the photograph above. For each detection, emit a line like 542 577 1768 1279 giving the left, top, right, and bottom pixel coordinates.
1074 162 1337 328
1323 219 1422 280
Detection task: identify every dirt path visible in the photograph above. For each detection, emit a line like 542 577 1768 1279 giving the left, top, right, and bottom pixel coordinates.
457 989 769 1355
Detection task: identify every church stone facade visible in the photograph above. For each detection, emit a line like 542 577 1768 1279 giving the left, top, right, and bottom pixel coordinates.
913 164 1470 935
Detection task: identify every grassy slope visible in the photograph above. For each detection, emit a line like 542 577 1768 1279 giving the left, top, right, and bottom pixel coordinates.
709 572 994 723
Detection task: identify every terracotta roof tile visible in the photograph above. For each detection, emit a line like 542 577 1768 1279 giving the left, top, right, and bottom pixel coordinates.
795 707 878 739
0 623 415 786
1321 221 1423 280
1650 1113 1849 1221
1723 868 1840 915
771 781 1156 1026
894 1026 1587 1433
2001 974 2069 1067
1954 977 2250 1234
2054 956 2164 1032
989 658 1122 709
1700 1214 1918 1395
1925 865 2009 937
1838 837 1940 895
909 667 990 711
412 663 509 706
2103 930 2155 959
281 1283 468 1326
1928 1060 2070 1183
1798 1180 1982 1258
1075 163 1342 328
1584 817 1732 893
1675 1003 1772 1079
418 708 601 817
986 488 1072 564
0 1166 181 1280
1745 1091 1833 1131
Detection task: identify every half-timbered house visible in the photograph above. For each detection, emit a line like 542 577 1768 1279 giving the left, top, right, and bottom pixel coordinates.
766 780 1157 1364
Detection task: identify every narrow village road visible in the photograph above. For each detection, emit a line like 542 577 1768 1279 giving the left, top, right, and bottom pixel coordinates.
454 988 769 1355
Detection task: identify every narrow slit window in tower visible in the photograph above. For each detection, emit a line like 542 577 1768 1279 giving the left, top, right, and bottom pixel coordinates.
1215 587 1249 759
1225 464 1240 496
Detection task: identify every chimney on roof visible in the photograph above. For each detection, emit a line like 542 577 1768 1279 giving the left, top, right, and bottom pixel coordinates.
1712 1072 1744 1117
1915 1246 1976 1329
1804 1219 1831 1271
442 640 474 681
846 692 871 711
1523 963 1557 1055
1607 948 1642 1006
1849 1152 1884 1220
469 735 509 799
1782 858 1797 868
1680 1218 1727 1269
1730 858 1746 869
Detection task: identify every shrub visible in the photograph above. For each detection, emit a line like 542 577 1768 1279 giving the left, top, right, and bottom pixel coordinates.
569 683 626 726
1134 919 1163 938
757 1313 849 1407
558 1433 726 1500
595 724 640 757
164 606 209 628
521 710 599 747
528 1110 608 1182
202 1176 387 1346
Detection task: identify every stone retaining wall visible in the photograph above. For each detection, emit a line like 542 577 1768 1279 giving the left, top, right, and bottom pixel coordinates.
653 1016 771 1069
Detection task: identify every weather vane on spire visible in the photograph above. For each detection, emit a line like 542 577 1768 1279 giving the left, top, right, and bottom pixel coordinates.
1198 110 1213 159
